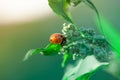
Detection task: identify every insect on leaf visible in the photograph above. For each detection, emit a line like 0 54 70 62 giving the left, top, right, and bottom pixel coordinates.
97 16 120 58
48 0 73 23
23 43 62 61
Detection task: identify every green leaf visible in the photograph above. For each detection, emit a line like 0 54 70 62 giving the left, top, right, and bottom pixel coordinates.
62 55 109 80
61 51 71 67
70 0 83 6
23 49 44 61
76 70 94 80
43 43 62 55
97 16 120 58
23 43 62 61
83 0 99 15
48 0 73 23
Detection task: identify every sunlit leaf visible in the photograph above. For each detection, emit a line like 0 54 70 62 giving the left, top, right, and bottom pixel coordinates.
43 43 62 55
97 16 120 58
23 43 62 61
48 0 73 23
62 55 109 80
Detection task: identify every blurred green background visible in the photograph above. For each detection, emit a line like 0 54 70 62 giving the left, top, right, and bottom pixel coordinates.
0 0 120 80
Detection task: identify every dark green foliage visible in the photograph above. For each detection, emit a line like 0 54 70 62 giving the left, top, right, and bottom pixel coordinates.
61 24 112 62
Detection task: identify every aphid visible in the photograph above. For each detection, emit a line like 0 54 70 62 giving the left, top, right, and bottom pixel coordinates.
50 33 66 46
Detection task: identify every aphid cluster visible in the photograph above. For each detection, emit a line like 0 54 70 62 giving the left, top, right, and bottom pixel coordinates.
55 23 113 62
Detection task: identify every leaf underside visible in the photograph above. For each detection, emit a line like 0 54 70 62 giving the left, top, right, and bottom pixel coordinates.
62 56 109 80
48 0 73 23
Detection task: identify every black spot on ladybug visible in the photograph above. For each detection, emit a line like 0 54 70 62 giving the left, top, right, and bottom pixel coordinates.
60 35 63 38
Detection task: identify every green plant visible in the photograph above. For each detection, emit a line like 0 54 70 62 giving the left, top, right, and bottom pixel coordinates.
24 0 120 80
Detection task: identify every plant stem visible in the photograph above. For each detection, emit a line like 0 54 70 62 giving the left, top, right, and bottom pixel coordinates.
84 0 103 34
73 23 86 38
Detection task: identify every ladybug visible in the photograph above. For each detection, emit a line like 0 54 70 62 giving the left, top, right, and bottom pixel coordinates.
50 33 66 46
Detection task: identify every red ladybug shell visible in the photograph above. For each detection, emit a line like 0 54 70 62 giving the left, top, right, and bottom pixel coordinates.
50 33 64 44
